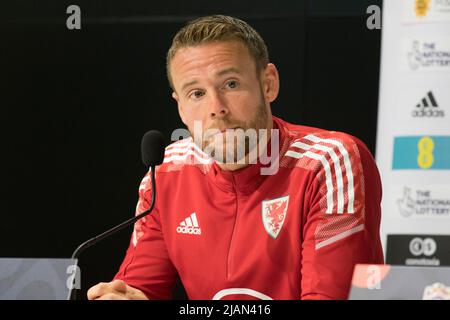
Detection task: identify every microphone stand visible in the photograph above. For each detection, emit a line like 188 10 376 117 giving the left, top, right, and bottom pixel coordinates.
70 167 156 300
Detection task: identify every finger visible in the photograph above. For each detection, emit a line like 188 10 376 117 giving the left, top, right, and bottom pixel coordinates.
95 293 128 300
109 279 127 293
87 282 108 300
88 281 130 300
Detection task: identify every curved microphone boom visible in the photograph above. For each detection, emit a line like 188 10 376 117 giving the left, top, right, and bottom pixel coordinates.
71 130 166 261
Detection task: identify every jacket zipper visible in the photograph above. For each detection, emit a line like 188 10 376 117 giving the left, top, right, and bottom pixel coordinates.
226 180 239 279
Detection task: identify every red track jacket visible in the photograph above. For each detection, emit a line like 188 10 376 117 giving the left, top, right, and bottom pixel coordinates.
114 116 384 299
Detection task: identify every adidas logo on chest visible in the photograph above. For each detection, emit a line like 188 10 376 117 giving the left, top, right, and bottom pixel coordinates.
176 212 202 235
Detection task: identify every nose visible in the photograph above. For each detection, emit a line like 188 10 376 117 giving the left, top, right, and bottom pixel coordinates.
208 90 228 119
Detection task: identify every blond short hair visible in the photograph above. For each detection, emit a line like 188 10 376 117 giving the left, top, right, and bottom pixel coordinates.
166 15 269 90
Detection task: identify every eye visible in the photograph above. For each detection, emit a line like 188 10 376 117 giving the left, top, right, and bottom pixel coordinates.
189 90 205 100
225 80 239 89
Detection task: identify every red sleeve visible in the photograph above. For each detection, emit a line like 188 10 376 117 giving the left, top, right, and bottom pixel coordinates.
114 170 178 299
300 135 384 300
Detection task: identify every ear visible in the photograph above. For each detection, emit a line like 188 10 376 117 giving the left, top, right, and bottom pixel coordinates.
261 63 280 103
172 91 187 126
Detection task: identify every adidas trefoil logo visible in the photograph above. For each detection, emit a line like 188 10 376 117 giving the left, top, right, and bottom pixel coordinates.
176 212 202 235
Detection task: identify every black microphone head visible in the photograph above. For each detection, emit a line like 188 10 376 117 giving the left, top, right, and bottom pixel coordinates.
141 130 166 167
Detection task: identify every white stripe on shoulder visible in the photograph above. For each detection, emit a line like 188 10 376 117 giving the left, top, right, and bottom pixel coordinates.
164 150 213 165
304 134 355 213
285 149 334 213
166 137 193 149
291 140 345 214
165 146 190 155
164 138 212 165
166 138 208 156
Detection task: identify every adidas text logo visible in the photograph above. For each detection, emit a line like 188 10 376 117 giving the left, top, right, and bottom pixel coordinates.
412 91 444 118
176 213 202 235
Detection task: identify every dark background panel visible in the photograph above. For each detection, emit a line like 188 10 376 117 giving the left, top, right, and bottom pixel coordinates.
1 0 382 299
304 16 381 152
308 0 382 16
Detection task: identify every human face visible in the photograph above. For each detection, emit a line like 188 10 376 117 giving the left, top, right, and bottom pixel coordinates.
170 41 279 169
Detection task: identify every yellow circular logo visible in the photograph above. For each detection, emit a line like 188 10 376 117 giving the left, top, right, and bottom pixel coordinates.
415 0 430 17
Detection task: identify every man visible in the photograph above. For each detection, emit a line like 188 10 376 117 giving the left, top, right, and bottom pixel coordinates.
88 15 383 300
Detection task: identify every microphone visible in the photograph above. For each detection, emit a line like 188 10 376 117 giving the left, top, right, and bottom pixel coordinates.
70 130 166 299
141 130 166 168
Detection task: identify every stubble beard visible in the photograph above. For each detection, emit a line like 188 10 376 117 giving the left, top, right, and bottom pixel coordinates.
190 93 269 164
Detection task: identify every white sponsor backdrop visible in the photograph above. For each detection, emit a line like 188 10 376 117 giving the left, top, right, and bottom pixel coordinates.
376 0 450 253
403 0 450 24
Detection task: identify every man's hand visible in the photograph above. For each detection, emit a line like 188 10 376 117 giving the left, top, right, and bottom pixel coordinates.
87 280 149 300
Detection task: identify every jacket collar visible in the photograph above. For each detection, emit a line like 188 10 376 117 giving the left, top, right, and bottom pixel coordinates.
207 116 287 194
